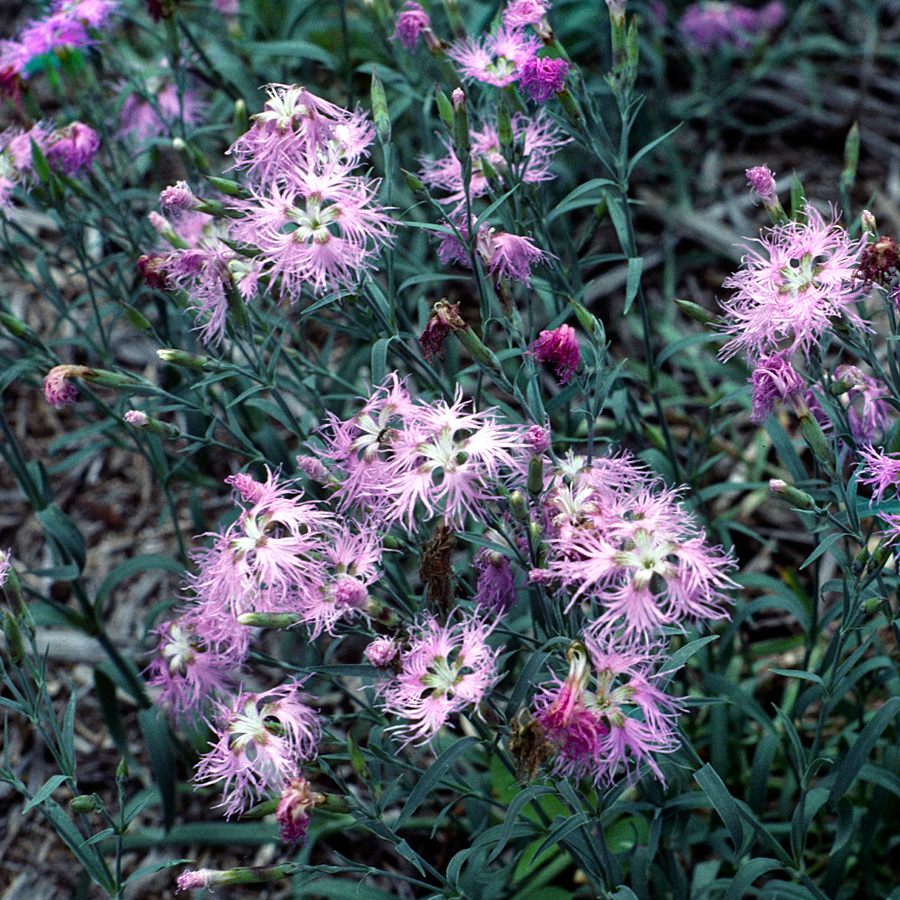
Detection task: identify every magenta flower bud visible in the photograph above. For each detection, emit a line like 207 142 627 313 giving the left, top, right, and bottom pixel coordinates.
749 351 804 424
474 547 516 614
295 454 331 483
177 870 214 891
159 180 200 214
276 776 326 846
365 636 400 667
332 575 368 609
527 324 580 383
525 424 551 455
746 165 777 205
518 56 569 103
391 1 431 51
43 122 99 176
224 472 266 503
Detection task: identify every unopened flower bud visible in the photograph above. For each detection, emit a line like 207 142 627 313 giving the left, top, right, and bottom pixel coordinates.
370 69 392 145
365 636 401 667
177 864 301 892
401 168 425 193
674 298 716 325
524 425 551 456
69 794 97 813
0 312 36 341
796 401 836 470
861 209 877 235
451 88 470 152
861 597 883 615
509 490 529 521
768 479 817 511
237 612 303 628
434 87 453 127
157 348 210 369
124 410 182 439
159 181 200 215
830 365 866 396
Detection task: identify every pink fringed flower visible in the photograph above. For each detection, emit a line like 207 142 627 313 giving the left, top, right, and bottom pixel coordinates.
678 1 784 53
527 324 580 383
835 366 892 445
476 227 547 286
226 83 373 185
859 447 900 505
228 161 393 301
145 616 242 725
518 56 569 103
719 205 869 364
534 454 736 638
194 681 321 818
532 633 683 786
749 351 804 424
419 109 569 209
378 614 499 746
447 25 539 87
312 376 525 533
118 80 206 144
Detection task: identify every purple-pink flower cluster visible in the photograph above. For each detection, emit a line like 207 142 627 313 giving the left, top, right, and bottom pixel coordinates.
142 84 393 343
419 109 569 212
517 451 736 785
0 121 99 212
532 632 683 786
0 0 117 97
307 375 528 534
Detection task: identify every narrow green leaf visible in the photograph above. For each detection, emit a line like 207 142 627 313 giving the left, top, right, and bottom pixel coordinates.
138 707 177 831
659 635 718 676
627 124 682 177
724 858 783 900
396 736 478 828
828 697 900 806
35 504 86 571
22 774 69 813
622 256 643 315
94 668 131 764
695 763 745 851
96 555 185 605
371 337 393 385
487 784 553 863
531 814 588 864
